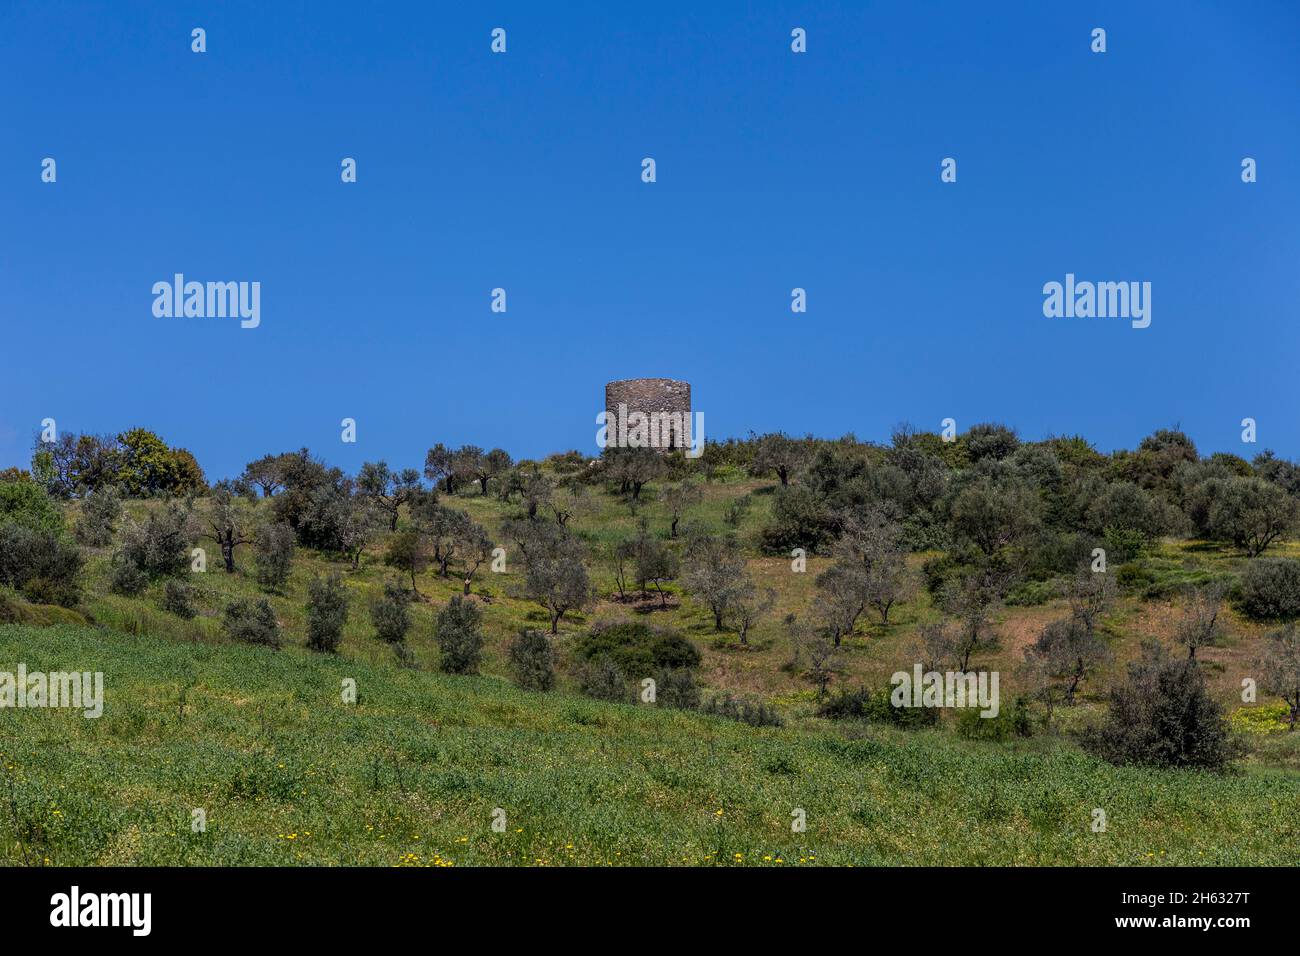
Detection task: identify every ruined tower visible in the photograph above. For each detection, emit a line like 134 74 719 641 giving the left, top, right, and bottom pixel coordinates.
604 378 692 453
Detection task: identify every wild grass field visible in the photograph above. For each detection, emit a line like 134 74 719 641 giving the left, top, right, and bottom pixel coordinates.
3 622 1298 866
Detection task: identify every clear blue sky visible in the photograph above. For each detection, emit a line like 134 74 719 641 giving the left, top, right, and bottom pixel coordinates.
3 0 1298 481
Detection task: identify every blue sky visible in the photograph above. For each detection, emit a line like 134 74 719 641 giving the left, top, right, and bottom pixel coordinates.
3 0 1298 480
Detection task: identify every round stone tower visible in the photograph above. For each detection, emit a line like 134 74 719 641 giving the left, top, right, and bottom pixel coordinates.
604 378 692 453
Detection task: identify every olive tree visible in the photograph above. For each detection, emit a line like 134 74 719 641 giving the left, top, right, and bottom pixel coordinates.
683 534 749 630
357 460 422 530
524 534 593 633
200 487 257 573
1258 623 1300 729
660 480 703 538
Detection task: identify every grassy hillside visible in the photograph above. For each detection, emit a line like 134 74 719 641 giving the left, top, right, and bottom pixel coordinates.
2 621 1298 866
56 482 1300 752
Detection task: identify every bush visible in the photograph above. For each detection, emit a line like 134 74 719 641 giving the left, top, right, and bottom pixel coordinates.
722 494 752 527
1003 578 1061 607
305 574 349 653
700 693 784 727
508 629 556 692
653 667 699 710
75 487 122 547
758 485 836 555
161 579 198 619
0 523 83 606
817 686 939 728
0 479 64 534
222 598 282 648
435 595 483 674
1115 555 1229 601
1239 558 1300 620
1102 526 1147 565
116 502 193 578
580 654 630 703
921 553 963 599
255 522 295 592
573 621 700 679
369 581 412 645
955 697 1033 740
1083 641 1241 771
109 560 149 596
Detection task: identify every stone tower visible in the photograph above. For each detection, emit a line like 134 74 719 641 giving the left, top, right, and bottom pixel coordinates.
604 378 692 453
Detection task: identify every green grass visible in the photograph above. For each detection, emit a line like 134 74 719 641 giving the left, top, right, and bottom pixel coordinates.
2 622 1299 866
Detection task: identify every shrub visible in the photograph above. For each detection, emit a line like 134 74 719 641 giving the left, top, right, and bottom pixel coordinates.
305 574 349 653
955 697 1033 740
508 629 556 692
435 595 483 674
116 502 193 578
392 642 416 668
573 621 701 679
921 553 963 599
0 479 64 534
653 667 699 710
1083 641 1241 771
1102 526 1147 565
723 494 752 527
0 524 83 606
1003 578 1060 607
699 693 784 727
817 686 939 727
1239 558 1300 620
580 654 630 703
222 598 281 648
759 485 836 555
161 579 198 619
964 422 1019 462
75 487 122 547
109 560 149 597
1115 555 1229 600
369 581 412 645
254 522 295 591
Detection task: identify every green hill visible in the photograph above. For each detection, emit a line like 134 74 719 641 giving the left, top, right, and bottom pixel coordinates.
2 621 1297 866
